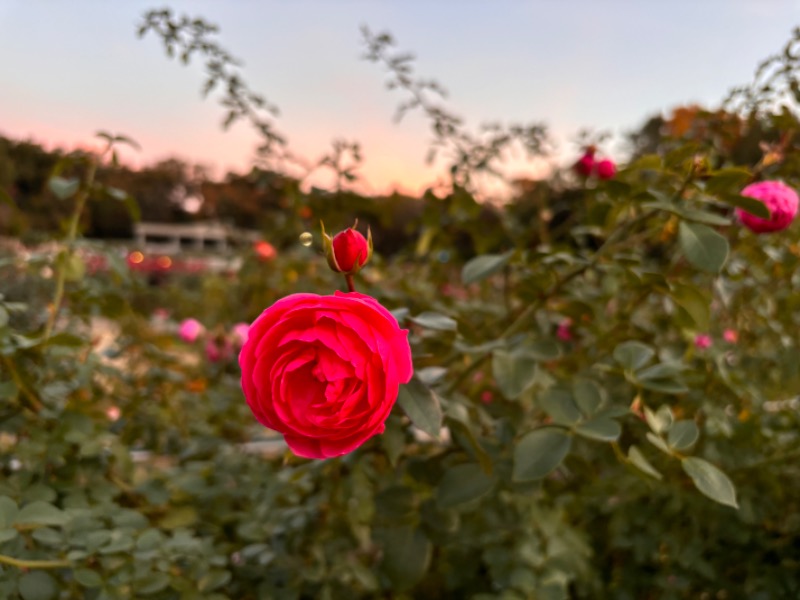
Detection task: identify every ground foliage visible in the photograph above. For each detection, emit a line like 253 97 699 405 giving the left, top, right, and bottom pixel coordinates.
1 10 800 600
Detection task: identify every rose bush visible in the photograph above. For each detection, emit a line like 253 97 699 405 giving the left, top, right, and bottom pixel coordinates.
239 291 413 458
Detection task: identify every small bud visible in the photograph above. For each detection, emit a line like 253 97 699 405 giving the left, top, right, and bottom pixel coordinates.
595 158 616 180
574 153 595 177
321 220 373 274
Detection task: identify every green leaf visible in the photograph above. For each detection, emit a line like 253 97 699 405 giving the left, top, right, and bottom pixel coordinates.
627 445 663 480
436 463 494 510
717 193 771 219
0 496 18 528
512 428 572 482
678 221 729 274
668 420 700 451
397 378 442 438
461 251 513 285
14 502 67 527
73 569 103 588
644 406 673 434
198 570 232 592
572 380 603 416
136 572 171 595
493 348 537 400
48 176 80 200
409 311 457 332
19 572 58 600
379 527 432 591
646 432 673 456
0 528 18 543
0 306 8 328
574 418 621 442
682 457 739 509
670 283 711 331
522 339 561 361
613 341 655 371
639 378 689 394
538 388 581 426
636 362 686 381
704 167 752 195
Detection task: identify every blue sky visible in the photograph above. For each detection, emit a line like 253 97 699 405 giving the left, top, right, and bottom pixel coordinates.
1 1 798 195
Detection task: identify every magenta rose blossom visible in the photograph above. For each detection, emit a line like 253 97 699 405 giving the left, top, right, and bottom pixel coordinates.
239 291 413 459
736 181 799 233
178 318 204 343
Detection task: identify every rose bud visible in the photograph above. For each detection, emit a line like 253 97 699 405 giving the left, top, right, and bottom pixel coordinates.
736 180 799 234
321 221 373 274
178 318 204 343
239 291 412 459
573 152 595 177
595 158 617 180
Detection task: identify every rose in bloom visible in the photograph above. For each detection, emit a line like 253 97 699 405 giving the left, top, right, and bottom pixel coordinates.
694 334 712 350
178 318 204 343
723 329 738 344
736 181 799 233
231 322 250 347
239 291 413 459
595 158 616 180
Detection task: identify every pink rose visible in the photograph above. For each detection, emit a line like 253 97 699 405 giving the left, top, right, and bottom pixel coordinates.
206 337 234 363
178 318 204 343
557 318 573 341
239 291 413 459
694 334 712 350
574 153 595 177
595 158 616 180
231 322 250 347
736 181 799 233
723 329 738 344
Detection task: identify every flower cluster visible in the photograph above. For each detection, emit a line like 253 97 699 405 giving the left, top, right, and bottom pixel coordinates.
178 318 250 363
573 147 616 180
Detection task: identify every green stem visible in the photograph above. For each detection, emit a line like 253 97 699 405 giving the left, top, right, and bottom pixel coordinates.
0 554 71 569
43 146 107 340
1 355 43 413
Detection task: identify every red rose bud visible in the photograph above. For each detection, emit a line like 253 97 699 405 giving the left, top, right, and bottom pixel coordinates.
574 153 595 177
595 158 616 180
321 221 373 274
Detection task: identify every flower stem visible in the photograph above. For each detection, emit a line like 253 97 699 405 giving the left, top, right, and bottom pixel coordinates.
345 274 356 292
0 554 71 569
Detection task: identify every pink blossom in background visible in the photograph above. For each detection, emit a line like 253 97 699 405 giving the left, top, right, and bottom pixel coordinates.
595 158 617 180
231 322 250 346
557 318 573 341
153 308 170 320
574 152 595 177
106 406 121 422
480 391 494 404
178 318 205 343
694 334 712 350
736 181 799 233
723 329 738 344
206 338 234 363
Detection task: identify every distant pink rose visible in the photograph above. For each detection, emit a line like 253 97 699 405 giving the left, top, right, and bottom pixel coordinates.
153 308 169 320
231 322 250 347
574 153 595 177
723 329 738 344
106 406 121 422
480 391 494 404
595 159 617 180
694 334 712 350
178 318 204 343
206 338 234 363
736 181 799 233
557 318 573 341
239 291 413 459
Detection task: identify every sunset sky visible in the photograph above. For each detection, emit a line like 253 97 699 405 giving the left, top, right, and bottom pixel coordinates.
2 1 799 197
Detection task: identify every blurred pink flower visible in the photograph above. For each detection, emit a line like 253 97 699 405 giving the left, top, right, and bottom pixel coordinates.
153 308 170 320
480 391 494 404
231 322 250 347
694 334 712 350
557 318 573 341
178 318 204 343
206 338 234 363
574 153 595 177
723 329 738 344
106 406 121 422
737 181 799 233
595 159 617 180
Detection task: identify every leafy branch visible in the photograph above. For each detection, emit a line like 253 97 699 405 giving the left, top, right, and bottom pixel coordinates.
361 26 551 191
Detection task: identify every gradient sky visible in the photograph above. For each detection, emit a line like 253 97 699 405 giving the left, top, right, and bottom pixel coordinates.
1 1 799 197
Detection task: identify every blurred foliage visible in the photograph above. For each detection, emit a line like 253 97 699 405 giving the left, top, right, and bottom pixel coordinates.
1 10 800 600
